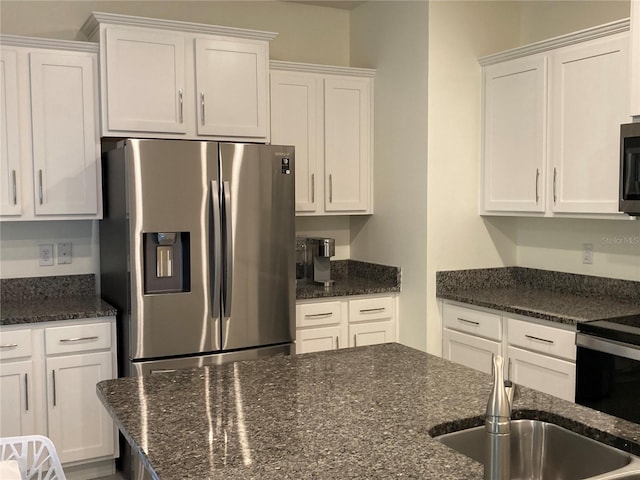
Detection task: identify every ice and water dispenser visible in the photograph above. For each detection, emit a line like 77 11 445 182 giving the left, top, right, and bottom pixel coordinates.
143 232 191 294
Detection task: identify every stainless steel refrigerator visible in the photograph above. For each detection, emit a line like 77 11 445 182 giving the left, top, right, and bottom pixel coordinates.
100 139 295 377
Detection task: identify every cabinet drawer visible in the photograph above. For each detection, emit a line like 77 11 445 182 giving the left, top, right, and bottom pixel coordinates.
297 302 342 328
442 303 502 341
348 297 393 323
0 329 32 360
508 318 576 361
45 322 112 355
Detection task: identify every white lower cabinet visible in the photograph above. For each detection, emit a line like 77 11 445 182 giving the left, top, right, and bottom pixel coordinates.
507 346 576 402
0 318 118 477
441 300 576 401
442 302 503 375
296 295 397 354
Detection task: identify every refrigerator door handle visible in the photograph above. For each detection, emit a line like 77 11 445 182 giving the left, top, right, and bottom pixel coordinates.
222 180 233 318
211 180 222 317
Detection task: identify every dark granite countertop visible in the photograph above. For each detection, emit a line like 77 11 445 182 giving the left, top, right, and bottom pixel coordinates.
97 343 640 480
0 274 117 326
437 267 640 326
1 296 117 325
296 260 401 300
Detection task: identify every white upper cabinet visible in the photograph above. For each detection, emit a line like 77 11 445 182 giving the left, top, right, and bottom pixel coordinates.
0 49 21 216
104 27 186 134
30 51 100 216
82 12 275 142
550 34 629 214
270 71 321 212
195 37 268 138
0 36 102 221
631 0 640 119
482 55 547 213
270 62 374 216
480 20 630 219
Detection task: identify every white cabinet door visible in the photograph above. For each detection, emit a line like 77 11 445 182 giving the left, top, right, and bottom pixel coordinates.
270 71 321 213
507 346 575 402
47 351 115 464
550 34 629 214
324 77 371 213
29 51 100 216
0 360 36 437
483 55 546 213
104 27 186 134
195 37 268 138
297 326 343 354
442 328 501 375
349 321 394 348
631 0 640 119
0 49 22 216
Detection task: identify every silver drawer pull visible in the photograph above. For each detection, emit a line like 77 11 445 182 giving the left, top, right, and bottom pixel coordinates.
457 317 480 326
59 336 99 343
151 369 177 374
359 307 385 314
304 312 333 319
525 334 554 345
336 336 340 349
0 343 19 348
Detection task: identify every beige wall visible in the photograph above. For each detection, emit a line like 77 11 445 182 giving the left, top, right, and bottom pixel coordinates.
519 0 630 44
425 1 521 355
0 1 351 279
349 1 429 350
514 0 639 283
0 1 351 65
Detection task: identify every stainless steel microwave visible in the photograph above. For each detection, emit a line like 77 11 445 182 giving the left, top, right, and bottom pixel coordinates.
620 122 640 216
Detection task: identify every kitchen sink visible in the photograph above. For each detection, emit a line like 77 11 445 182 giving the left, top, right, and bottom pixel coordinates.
433 419 640 479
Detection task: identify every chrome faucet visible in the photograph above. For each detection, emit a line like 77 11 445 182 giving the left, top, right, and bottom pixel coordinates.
485 355 512 480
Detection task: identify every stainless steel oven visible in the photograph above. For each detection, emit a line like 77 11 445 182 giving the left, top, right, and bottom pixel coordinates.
620 122 640 216
576 316 640 425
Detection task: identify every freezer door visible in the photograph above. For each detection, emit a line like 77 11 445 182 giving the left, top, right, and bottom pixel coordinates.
126 139 221 359
219 143 295 350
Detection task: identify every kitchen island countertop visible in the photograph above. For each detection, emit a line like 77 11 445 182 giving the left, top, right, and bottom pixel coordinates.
97 343 640 479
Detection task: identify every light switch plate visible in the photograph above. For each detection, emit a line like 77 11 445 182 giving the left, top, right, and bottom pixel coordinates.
58 242 72 264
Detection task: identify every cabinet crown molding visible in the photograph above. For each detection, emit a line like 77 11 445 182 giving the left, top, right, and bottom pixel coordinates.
479 18 630 66
80 12 278 42
270 60 375 77
0 34 98 53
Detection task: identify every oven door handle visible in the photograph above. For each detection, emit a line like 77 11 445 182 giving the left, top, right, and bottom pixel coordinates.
576 333 640 361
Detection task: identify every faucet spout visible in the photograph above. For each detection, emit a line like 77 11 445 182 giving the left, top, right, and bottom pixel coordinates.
484 355 511 480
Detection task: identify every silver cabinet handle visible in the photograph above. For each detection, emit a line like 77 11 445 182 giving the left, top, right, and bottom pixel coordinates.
311 174 315 203
304 312 333 319
457 317 480 326
0 343 19 348
525 334 554 345
25 373 29 411
360 307 385 314
507 357 512 382
59 336 99 343
353 334 357 347
38 170 43 205
200 92 206 125
329 174 333 203
151 369 177 374
553 167 557 204
11 170 17 205
535 168 540 203
52 370 57 407
336 336 340 349
178 89 184 124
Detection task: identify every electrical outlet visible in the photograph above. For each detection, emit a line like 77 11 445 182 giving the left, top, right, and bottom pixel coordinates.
582 243 594 264
39 244 54 266
58 242 72 264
